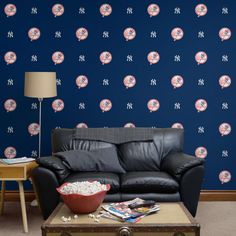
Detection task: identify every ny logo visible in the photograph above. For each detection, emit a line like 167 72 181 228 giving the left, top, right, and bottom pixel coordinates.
127 103 133 109
127 7 133 14
222 150 229 157
31 55 38 62
79 55 85 62
198 31 205 38
7 79 14 86
103 79 109 86
7 126 14 133
198 79 205 86
222 55 228 62
174 55 181 62
55 31 62 38
198 126 205 134
31 7 38 14
79 7 85 14
150 79 157 86
56 79 62 86
127 55 133 62
174 103 181 109
103 31 109 38
150 31 157 38
31 103 38 109
79 103 85 109
222 102 229 110
222 7 228 14
31 150 38 157
174 7 181 14
7 31 14 38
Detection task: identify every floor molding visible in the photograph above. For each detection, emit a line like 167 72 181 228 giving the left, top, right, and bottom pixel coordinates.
200 190 236 201
1 190 236 202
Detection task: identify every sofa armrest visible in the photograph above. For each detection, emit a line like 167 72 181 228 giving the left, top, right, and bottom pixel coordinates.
31 167 60 219
161 152 205 181
36 156 70 183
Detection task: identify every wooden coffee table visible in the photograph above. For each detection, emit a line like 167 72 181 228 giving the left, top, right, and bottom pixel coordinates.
42 202 200 236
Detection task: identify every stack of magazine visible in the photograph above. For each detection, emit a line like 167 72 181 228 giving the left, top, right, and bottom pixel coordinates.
101 198 160 223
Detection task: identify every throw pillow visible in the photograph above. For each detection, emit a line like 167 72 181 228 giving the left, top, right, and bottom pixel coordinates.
55 147 125 174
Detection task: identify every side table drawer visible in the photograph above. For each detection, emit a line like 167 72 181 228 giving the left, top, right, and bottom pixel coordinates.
0 166 25 179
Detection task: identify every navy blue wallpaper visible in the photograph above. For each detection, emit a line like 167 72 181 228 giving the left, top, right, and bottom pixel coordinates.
0 0 235 190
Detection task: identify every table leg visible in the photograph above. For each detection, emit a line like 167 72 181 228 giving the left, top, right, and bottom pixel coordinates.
0 181 6 215
18 181 28 233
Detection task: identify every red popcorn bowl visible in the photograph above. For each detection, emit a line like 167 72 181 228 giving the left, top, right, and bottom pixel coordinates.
56 182 110 214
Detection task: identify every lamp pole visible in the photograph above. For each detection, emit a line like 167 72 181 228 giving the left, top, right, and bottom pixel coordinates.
38 98 43 158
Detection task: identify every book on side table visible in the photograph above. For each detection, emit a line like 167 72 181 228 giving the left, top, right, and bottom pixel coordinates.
0 157 35 165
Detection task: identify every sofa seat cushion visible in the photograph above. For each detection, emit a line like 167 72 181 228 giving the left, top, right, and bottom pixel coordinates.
121 171 179 193
63 172 120 194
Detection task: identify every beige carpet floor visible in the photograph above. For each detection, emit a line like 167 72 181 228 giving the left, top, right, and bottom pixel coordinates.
0 202 235 236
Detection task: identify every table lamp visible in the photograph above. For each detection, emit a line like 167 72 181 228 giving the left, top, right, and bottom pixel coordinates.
24 72 57 157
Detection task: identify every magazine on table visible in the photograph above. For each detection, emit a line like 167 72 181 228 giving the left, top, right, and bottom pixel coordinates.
102 198 160 222
0 157 35 165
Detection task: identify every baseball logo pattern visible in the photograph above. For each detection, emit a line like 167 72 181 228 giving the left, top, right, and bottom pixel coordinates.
0 1 235 190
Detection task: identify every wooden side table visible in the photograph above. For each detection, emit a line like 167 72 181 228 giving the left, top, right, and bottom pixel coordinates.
0 161 38 233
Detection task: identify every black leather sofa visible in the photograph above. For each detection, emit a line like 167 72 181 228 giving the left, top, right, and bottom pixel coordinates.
32 128 205 219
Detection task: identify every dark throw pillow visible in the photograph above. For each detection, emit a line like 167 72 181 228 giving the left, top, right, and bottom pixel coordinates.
55 147 125 174
118 141 161 171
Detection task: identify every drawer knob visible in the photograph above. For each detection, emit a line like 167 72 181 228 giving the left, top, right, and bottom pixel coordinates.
118 226 132 236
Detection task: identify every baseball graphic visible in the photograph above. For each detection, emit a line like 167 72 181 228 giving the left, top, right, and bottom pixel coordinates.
219 170 231 184
172 123 184 129
52 4 64 17
124 123 136 128
52 51 64 65
219 28 231 41
123 27 136 41
76 75 88 89
171 75 184 89
100 51 112 65
219 75 231 89
147 4 160 17
28 27 41 41
28 123 40 136
52 99 64 112
195 51 207 65
100 99 112 112
219 123 231 136
195 4 207 17
147 99 160 112
76 28 88 41
4 51 17 65
4 99 17 112
100 4 112 17
123 75 136 89
76 123 88 128
171 27 184 41
195 147 208 159
4 4 17 17
147 51 160 65
4 147 17 159
195 99 207 112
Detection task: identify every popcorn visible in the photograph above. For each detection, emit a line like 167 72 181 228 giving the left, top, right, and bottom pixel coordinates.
94 219 100 223
60 181 107 195
74 215 78 219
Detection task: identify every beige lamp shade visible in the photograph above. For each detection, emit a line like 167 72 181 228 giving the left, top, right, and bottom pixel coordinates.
24 72 57 98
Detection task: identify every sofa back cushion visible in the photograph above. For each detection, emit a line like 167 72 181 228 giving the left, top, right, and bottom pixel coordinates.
55 147 125 173
118 141 161 171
